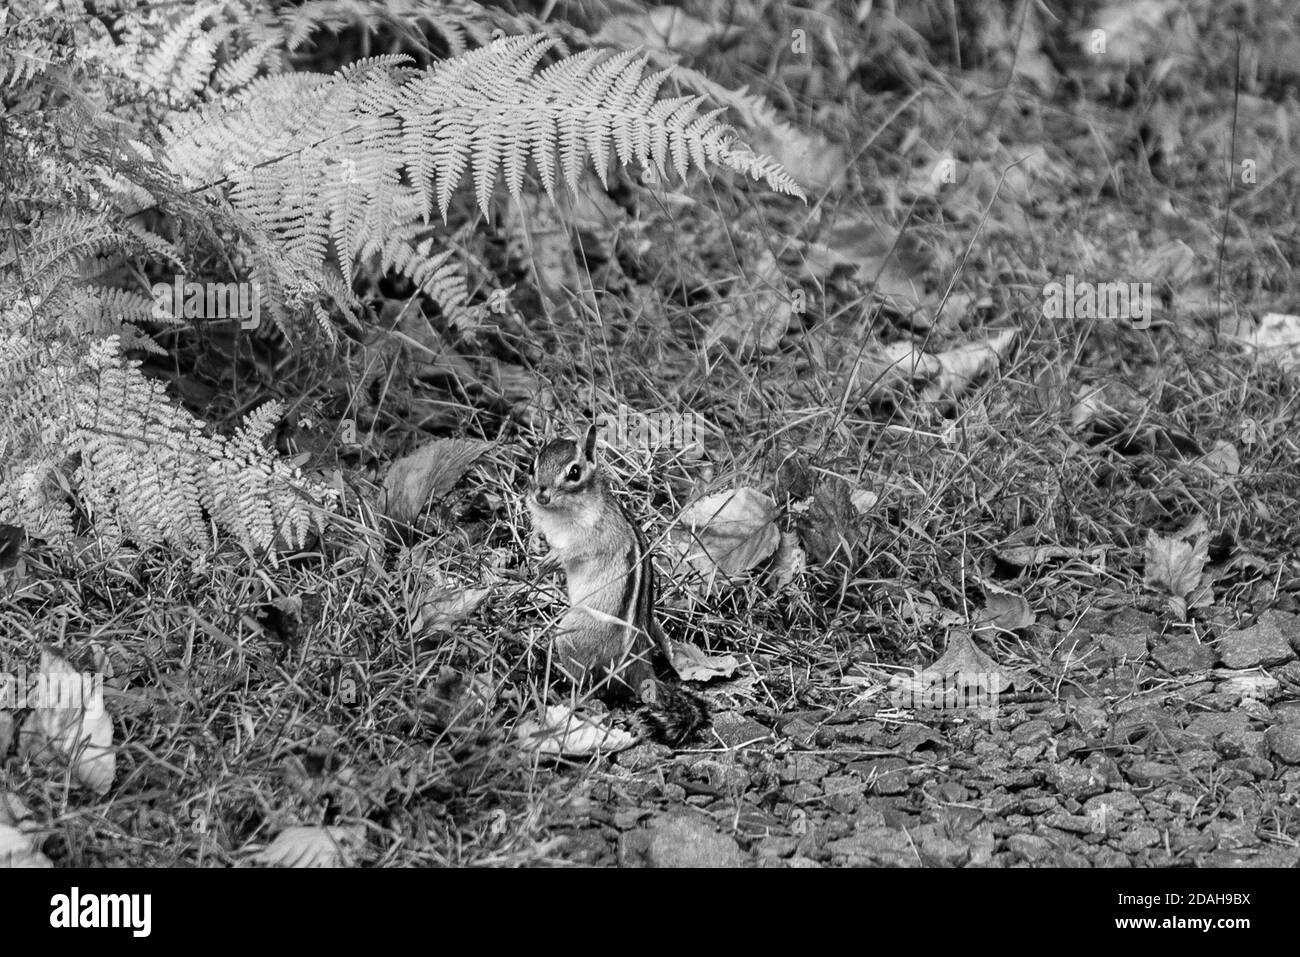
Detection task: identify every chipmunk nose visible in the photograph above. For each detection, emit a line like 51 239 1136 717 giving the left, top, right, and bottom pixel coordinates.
533 488 551 505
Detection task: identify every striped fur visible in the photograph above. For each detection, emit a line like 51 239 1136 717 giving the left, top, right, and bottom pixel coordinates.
528 426 707 743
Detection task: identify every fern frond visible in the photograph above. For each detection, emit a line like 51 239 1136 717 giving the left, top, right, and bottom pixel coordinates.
0 307 338 552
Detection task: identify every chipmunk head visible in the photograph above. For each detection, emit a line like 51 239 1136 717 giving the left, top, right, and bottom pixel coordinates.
529 424 602 511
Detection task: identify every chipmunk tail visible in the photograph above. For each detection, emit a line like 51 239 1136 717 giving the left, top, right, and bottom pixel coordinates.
634 680 710 746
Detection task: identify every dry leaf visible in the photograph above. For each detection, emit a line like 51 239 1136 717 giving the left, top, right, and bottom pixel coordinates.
18 650 115 795
411 583 493 633
515 705 635 756
849 487 879 513
1198 441 1240 476
670 488 780 591
921 329 1016 402
0 824 51 868
769 530 806 590
704 251 792 354
1144 529 1211 619
382 437 493 524
594 6 740 54
890 631 1012 710
1221 312 1300 370
974 591 1035 632
251 825 361 868
1213 669 1278 702
995 543 1105 568
0 711 12 756
669 641 740 682
865 329 1015 402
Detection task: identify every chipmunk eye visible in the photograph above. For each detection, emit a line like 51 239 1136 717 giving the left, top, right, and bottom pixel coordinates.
565 463 582 483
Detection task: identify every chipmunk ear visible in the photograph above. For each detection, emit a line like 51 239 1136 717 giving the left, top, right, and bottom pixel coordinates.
581 422 598 462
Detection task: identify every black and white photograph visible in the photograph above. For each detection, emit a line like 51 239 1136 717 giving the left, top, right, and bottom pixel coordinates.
0 0 1293 927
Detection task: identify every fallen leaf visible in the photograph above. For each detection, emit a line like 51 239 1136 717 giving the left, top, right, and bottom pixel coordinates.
889 631 1012 710
251 825 362 868
817 219 933 309
669 641 740 682
974 591 1036 632
382 437 493 524
1221 312 1300 370
0 711 11 755
669 488 780 591
921 329 1017 402
411 583 493 633
995 543 1106 568
515 704 635 756
849 487 879 513
1213 669 1278 702
1198 441 1240 477
704 250 792 355
18 650 115 795
929 631 1009 688
0 793 50 868
1144 529 1211 619
864 329 1015 402
0 824 50 868
769 530 806 590
594 5 740 54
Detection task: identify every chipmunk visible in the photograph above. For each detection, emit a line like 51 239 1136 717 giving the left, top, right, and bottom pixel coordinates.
527 424 708 745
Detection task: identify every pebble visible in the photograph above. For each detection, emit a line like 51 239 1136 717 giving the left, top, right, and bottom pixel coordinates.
1217 610 1299 668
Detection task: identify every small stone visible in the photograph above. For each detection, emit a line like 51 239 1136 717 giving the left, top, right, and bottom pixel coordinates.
935 781 970 803
827 827 917 867
1011 719 1053 745
1273 701 1300 725
1209 820 1259 850
776 753 832 783
1051 763 1108 800
779 717 820 746
755 836 800 859
1100 623 1150 660
1117 825 1161 853
1150 636 1218 674
782 781 821 803
1265 724 1300 764
852 757 910 795
646 815 746 867
711 712 772 749
1006 833 1054 862
1212 727 1266 760
1220 756 1274 779
1218 610 1299 668
1083 791 1143 819
1043 813 1097 834
1123 760 1181 787
1183 710 1250 746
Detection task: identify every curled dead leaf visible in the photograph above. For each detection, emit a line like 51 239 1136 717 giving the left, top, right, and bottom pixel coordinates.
251 825 363 868
515 705 635 756
0 824 51 868
974 591 1035 633
382 437 493 525
669 488 780 592
668 641 740 682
